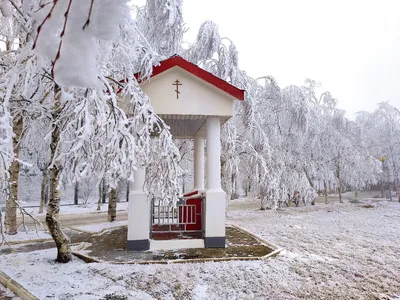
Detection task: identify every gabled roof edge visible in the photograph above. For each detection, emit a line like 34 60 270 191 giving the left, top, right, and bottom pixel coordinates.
135 55 245 101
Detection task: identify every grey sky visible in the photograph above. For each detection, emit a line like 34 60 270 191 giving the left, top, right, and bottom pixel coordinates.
181 0 400 118
133 0 400 118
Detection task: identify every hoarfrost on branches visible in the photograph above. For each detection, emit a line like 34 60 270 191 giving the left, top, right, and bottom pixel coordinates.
32 0 130 88
136 0 184 58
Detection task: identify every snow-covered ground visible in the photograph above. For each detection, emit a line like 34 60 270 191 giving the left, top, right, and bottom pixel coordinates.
0 198 399 299
71 220 127 233
1 202 128 245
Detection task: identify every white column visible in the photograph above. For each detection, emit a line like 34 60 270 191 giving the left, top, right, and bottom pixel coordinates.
206 117 222 190
127 167 150 251
193 136 205 191
204 117 226 248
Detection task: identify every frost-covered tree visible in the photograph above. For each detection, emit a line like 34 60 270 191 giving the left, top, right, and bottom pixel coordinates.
301 85 381 203
184 21 245 201
21 118 52 214
356 102 400 201
136 0 184 58
0 0 181 263
0 4 51 235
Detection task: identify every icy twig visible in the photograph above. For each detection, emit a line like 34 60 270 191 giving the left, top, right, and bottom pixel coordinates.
32 1 58 50
82 0 95 30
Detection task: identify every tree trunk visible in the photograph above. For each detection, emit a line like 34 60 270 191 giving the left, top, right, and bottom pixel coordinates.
46 88 71 263
387 181 393 202
108 188 117 222
398 188 400 203
260 200 267 210
102 179 107 204
5 117 23 235
380 180 384 198
390 173 397 194
230 174 238 200
324 181 328 204
303 167 314 188
328 181 331 194
354 190 358 201
39 168 49 214
126 182 129 202
311 192 316 205
74 182 79 205
97 182 102 211
336 165 341 203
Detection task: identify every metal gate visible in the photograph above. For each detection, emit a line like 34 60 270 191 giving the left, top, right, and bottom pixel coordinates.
151 194 203 238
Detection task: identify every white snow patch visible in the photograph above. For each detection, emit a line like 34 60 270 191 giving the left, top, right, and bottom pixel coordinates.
192 284 208 299
72 220 127 233
2 230 51 244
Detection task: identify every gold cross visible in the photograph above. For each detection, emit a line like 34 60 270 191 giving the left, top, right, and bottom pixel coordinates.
172 79 182 99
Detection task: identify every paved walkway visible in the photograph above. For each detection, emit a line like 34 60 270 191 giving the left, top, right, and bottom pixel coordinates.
17 210 128 230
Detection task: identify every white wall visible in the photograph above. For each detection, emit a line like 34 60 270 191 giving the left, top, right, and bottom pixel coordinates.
141 67 234 117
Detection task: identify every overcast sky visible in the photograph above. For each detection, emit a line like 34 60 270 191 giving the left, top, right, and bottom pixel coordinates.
179 0 400 119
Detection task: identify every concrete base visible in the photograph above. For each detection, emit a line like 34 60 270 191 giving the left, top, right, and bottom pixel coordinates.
0 270 39 300
204 236 226 248
127 191 150 247
127 239 150 251
204 190 226 242
150 239 205 251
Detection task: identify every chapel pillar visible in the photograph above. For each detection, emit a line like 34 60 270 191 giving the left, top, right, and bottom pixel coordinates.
204 117 226 248
193 136 205 191
127 167 150 251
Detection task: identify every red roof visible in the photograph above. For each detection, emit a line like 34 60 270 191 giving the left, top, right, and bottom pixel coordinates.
134 55 245 101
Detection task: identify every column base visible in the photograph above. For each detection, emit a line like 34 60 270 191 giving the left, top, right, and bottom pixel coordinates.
204 190 226 247
127 239 150 251
204 236 226 248
127 191 150 245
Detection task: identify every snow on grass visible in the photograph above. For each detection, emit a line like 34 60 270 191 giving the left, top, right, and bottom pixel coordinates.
0 198 399 299
227 199 400 299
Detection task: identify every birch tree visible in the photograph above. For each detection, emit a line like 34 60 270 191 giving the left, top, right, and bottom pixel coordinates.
1 1 182 262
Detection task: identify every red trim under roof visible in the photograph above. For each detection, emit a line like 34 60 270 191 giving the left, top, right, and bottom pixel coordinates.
134 55 245 101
